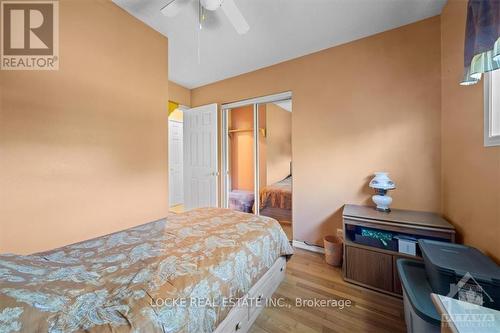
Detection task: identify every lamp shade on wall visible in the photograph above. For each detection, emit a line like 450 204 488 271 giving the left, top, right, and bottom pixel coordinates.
369 172 396 190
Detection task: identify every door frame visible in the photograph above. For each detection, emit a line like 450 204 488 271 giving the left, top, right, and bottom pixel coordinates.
221 91 292 214
168 119 183 207
221 91 292 110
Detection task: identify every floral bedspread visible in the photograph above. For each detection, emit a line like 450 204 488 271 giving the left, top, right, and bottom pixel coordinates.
0 208 293 333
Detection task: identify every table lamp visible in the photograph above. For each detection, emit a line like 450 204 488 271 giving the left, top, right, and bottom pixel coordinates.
369 172 396 212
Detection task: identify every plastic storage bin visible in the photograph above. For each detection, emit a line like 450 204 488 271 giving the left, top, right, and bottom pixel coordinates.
229 190 255 213
418 239 500 310
396 259 441 333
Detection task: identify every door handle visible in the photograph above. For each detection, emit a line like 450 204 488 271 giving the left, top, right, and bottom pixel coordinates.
209 172 220 177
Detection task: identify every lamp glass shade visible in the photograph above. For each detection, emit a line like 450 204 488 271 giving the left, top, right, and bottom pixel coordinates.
369 172 395 190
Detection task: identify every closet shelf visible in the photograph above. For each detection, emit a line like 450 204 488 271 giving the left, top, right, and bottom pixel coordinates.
228 128 266 137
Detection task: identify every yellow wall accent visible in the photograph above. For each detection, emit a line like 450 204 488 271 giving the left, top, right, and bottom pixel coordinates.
168 101 179 115
167 80 190 122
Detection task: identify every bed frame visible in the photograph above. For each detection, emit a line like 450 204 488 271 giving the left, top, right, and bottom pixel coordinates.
260 206 292 224
214 256 287 333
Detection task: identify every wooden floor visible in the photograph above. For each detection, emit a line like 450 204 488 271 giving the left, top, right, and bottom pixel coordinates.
249 248 406 333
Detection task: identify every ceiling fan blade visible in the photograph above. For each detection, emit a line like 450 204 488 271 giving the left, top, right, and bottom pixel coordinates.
221 0 249 34
160 0 189 17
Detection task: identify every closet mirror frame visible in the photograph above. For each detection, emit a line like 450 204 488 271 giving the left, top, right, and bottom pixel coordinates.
221 91 292 216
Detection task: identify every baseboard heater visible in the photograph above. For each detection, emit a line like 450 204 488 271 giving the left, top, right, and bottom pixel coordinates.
292 240 325 254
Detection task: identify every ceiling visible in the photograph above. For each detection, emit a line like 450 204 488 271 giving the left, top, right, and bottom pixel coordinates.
113 0 446 89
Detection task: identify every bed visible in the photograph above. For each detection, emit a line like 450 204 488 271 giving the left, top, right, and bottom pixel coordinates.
0 208 293 333
257 175 292 223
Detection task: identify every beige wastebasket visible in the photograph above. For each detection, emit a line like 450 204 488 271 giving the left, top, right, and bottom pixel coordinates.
324 235 343 266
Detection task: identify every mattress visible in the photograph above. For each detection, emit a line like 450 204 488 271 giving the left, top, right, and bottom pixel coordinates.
0 208 293 333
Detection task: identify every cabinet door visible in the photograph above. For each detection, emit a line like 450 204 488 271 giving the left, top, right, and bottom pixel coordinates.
345 246 393 292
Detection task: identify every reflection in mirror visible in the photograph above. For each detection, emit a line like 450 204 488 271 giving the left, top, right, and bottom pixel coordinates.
227 106 255 214
258 99 292 241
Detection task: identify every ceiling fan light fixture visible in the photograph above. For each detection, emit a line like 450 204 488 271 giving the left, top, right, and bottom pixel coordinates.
160 0 249 35
200 0 223 11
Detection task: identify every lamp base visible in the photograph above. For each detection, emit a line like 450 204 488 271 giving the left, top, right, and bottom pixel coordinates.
372 194 392 212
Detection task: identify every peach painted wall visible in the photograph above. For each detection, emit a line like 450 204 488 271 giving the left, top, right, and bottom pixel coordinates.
169 81 191 107
192 17 442 245
0 0 169 254
266 104 292 185
441 1 500 262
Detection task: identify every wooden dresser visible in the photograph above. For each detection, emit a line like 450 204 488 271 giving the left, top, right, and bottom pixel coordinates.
342 204 455 297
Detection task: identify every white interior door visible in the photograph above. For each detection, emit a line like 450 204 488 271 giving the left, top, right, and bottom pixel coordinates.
168 120 183 206
183 103 218 210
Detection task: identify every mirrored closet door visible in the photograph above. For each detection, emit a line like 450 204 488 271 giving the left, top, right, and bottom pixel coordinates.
221 92 293 241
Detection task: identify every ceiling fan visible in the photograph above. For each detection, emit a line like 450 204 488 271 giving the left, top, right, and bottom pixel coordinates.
161 0 250 35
